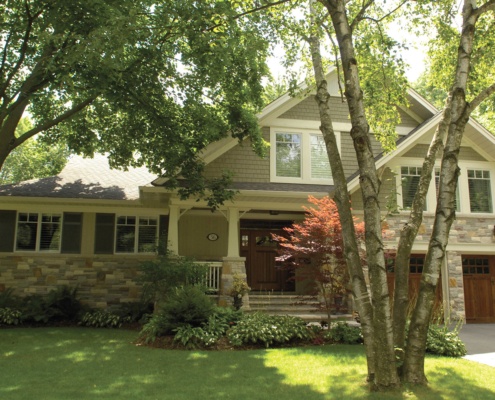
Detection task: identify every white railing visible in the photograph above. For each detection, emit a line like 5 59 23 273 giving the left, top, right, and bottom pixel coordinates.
195 261 222 292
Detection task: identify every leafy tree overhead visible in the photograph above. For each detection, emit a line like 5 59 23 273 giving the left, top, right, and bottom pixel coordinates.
0 0 272 206
0 117 68 185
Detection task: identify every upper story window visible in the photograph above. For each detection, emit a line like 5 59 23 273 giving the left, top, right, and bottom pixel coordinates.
400 166 423 210
15 212 62 252
394 161 494 215
271 128 336 184
115 216 157 254
467 169 493 213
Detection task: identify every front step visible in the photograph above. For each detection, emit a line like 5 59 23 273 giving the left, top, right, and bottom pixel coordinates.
247 294 351 323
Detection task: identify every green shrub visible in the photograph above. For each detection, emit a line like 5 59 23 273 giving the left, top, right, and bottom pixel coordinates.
173 325 218 349
79 310 131 328
118 299 153 323
21 294 55 323
325 322 362 344
0 307 22 325
138 312 170 344
139 286 215 343
158 286 215 329
426 323 467 357
227 313 313 348
45 286 81 321
140 250 210 306
0 288 21 308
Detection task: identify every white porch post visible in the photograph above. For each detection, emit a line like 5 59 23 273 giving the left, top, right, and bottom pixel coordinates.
167 204 180 255
227 207 240 258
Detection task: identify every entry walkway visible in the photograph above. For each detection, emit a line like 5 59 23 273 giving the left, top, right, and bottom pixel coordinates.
458 324 495 368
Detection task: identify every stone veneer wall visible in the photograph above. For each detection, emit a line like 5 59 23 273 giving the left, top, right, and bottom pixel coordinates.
219 257 249 309
0 254 152 310
383 214 495 319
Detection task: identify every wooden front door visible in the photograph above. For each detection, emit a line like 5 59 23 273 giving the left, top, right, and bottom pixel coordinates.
240 229 293 291
462 255 495 323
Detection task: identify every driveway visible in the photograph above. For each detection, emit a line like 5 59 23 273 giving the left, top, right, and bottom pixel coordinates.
458 324 495 367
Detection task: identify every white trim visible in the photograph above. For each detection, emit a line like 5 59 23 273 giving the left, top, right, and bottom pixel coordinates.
114 215 159 255
14 211 63 253
269 127 339 185
389 158 495 216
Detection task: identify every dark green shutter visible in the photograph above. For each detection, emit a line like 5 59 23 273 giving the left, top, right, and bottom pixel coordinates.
0 210 16 252
158 215 169 252
61 212 83 254
94 213 115 254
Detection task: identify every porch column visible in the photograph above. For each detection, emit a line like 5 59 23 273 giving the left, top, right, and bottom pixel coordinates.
226 207 240 258
167 205 180 255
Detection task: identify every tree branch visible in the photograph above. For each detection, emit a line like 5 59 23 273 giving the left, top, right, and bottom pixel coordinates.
350 0 374 31
473 0 495 18
470 81 495 110
14 95 98 147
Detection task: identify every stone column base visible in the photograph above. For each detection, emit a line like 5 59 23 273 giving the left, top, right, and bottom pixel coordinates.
219 257 249 310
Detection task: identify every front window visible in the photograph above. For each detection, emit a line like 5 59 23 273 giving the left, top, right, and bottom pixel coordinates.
468 169 493 213
16 212 62 251
401 166 423 209
275 133 301 178
310 134 331 179
116 216 157 253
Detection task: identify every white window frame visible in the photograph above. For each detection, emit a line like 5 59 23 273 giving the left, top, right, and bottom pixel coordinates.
114 215 158 254
393 159 495 215
270 127 339 184
14 212 63 252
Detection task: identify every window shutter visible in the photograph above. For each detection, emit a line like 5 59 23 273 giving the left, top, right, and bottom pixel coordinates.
61 213 83 254
0 210 16 252
158 215 169 252
94 213 115 254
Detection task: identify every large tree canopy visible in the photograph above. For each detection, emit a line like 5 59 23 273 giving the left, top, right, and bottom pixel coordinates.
0 0 272 205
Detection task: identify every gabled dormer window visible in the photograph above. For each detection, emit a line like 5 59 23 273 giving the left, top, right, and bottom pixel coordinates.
270 128 337 184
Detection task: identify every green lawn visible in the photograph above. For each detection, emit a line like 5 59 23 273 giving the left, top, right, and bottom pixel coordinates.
1 328 494 400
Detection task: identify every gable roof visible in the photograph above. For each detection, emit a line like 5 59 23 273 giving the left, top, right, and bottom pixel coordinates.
0 154 156 201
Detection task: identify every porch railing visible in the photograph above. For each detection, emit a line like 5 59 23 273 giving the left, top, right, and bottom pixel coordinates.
196 261 222 292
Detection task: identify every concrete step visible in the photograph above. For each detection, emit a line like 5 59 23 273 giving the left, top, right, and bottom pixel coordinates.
246 294 352 323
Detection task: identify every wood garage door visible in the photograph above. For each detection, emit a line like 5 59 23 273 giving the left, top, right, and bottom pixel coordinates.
462 255 495 323
387 255 443 315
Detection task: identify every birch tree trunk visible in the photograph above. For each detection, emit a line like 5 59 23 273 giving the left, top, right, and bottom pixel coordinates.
319 0 399 389
308 31 375 381
402 0 493 383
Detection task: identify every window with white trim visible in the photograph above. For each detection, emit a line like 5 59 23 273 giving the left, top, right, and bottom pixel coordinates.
467 169 493 213
400 166 423 210
15 212 62 251
115 216 157 253
271 129 335 184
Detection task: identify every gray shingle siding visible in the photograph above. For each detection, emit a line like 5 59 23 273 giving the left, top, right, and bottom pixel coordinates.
279 97 350 123
402 144 487 161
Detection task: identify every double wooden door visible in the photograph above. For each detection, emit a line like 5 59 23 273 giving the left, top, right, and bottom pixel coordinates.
240 229 293 291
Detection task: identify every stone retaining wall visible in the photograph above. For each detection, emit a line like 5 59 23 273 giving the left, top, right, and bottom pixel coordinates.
0 254 150 310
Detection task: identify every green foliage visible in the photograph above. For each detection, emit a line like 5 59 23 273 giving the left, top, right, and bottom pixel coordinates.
325 322 363 344
0 287 20 308
139 286 215 343
45 286 82 321
227 313 313 348
426 324 467 357
0 0 272 207
140 250 210 306
117 299 153 323
79 310 131 329
173 307 243 348
0 118 68 184
0 307 22 326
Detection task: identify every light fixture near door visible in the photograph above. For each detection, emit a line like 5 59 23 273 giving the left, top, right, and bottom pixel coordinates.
207 233 219 241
